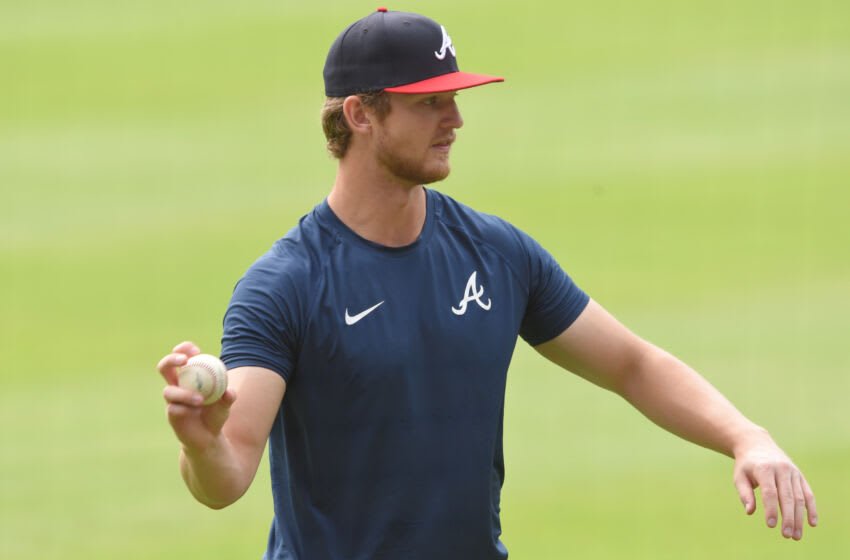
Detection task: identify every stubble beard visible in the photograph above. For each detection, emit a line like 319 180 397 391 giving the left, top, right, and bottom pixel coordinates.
375 133 451 186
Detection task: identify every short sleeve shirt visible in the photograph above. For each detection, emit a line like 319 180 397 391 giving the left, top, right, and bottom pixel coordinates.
221 189 589 560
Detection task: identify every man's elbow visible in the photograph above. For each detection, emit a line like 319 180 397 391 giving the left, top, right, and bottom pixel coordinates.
191 486 245 510
202 498 236 510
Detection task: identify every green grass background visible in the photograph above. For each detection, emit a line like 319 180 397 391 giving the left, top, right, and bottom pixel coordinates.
2 1 848 557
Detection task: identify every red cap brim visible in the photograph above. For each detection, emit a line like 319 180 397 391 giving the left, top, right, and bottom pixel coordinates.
384 71 504 94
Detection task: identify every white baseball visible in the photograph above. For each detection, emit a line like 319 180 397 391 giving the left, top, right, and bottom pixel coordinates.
178 354 228 405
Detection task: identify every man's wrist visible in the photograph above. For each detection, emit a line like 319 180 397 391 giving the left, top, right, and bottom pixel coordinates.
181 434 229 463
731 425 774 459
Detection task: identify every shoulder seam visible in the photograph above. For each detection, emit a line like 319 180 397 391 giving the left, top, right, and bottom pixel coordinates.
302 232 342 333
435 214 531 295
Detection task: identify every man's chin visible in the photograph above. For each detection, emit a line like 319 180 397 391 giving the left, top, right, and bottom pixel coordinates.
421 163 451 184
378 152 451 185
395 166 450 186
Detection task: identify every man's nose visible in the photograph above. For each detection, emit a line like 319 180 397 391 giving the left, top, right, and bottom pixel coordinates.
444 99 463 129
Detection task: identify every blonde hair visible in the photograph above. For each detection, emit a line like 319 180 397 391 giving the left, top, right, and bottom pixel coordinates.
321 92 391 159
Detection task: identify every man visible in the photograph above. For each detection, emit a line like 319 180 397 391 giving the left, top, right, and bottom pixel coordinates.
157 9 817 559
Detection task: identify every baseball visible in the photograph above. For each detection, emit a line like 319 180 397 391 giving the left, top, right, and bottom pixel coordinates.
178 354 228 405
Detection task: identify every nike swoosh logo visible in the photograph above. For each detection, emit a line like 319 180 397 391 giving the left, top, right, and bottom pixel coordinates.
344 301 385 326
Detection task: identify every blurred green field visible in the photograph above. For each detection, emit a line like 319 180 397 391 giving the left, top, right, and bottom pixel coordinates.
2 1 848 558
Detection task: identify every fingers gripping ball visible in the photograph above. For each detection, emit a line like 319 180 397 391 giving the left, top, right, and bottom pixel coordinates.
178 354 228 405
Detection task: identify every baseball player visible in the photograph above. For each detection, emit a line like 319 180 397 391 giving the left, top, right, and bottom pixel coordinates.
157 9 817 559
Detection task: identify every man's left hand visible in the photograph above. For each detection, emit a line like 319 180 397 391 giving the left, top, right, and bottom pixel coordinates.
733 437 818 541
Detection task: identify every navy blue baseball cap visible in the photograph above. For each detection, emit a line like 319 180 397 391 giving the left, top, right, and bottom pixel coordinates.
323 8 504 96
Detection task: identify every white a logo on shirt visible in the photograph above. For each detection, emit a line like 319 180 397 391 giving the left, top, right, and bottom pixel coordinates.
434 25 456 60
452 271 492 315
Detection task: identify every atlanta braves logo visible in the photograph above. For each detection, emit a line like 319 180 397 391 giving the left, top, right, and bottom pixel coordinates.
434 25 456 60
452 271 491 315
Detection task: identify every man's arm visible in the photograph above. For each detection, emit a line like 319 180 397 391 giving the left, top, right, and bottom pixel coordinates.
158 342 286 509
535 299 818 540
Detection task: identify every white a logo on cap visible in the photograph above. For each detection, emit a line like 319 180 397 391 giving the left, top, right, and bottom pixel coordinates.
434 25 456 60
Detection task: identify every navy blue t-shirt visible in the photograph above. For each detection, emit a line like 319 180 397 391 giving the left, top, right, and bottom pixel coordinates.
221 189 589 560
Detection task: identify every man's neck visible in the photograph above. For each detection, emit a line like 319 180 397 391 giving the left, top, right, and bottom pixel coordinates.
327 167 428 248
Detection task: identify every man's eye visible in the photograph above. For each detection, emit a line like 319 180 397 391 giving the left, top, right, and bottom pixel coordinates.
423 96 437 106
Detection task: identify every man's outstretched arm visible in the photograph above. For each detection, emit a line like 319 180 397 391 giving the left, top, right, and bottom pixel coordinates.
534 299 818 540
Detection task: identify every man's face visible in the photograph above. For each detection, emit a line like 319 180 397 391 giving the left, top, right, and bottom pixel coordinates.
370 91 464 186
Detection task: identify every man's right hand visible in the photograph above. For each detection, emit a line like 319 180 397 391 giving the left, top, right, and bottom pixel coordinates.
157 342 284 508
157 341 237 453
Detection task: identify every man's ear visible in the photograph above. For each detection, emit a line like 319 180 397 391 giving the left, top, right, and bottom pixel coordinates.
342 95 373 135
